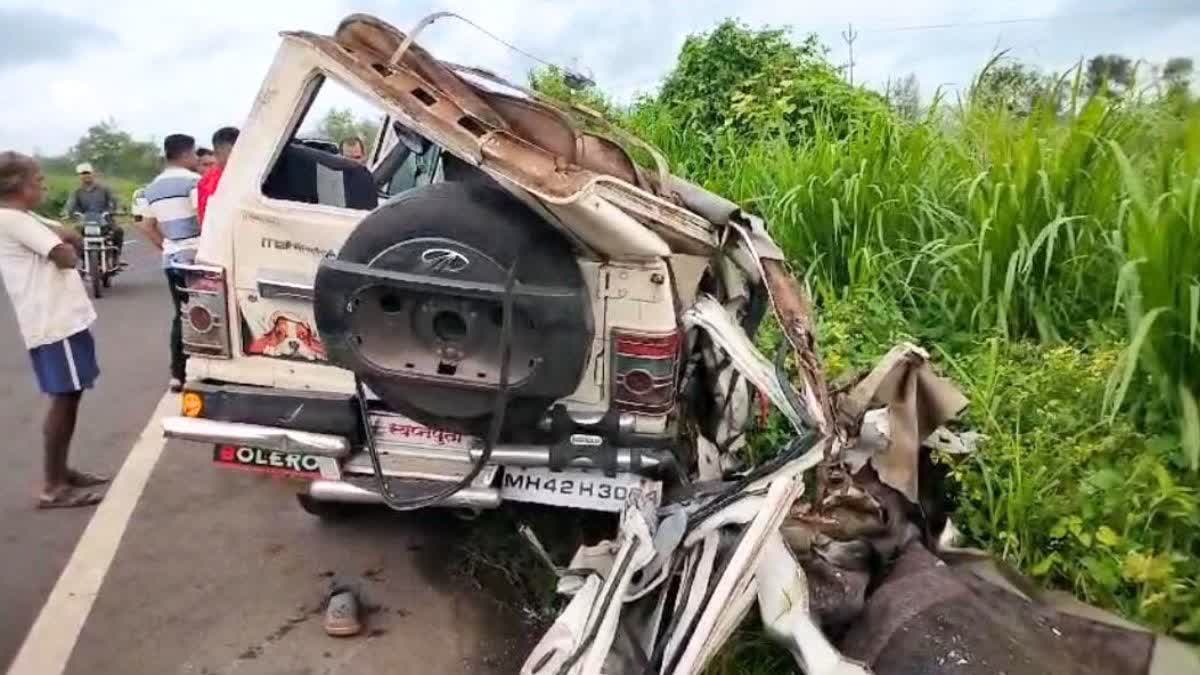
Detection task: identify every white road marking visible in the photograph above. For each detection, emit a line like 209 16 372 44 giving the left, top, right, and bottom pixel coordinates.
7 393 176 675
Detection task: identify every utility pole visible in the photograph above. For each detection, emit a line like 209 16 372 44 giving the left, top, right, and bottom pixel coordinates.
841 23 858 86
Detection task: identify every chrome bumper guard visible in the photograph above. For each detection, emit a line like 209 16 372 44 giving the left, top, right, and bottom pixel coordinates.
306 480 501 510
162 416 352 458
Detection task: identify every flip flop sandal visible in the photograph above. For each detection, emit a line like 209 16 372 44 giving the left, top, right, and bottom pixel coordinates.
67 470 111 488
323 590 363 637
38 489 103 510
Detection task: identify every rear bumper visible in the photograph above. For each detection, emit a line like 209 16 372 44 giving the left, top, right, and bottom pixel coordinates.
162 416 351 458
162 416 502 509
181 382 361 441
305 480 501 510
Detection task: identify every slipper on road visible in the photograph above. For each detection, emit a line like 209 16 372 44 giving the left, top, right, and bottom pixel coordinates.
323 590 362 637
37 488 103 510
67 470 111 487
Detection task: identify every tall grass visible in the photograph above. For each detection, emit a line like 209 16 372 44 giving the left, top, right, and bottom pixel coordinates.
620 39 1200 655
1108 114 1200 468
630 85 1200 466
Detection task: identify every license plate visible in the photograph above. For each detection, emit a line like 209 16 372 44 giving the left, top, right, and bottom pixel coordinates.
213 445 339 480
84 225 103 236
370 412 473 451
500 467 661 513
359 412 494 485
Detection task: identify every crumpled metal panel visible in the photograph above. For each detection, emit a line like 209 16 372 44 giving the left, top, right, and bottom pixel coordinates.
283 15 721 258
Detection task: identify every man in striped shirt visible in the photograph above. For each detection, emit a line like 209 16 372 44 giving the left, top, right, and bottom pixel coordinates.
139 134 201 392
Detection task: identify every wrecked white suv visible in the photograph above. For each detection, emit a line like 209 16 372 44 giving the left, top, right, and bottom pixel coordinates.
158 14 1200 675
161 13 812 517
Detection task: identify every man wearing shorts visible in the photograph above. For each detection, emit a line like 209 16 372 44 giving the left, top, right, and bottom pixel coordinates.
0 152 107 508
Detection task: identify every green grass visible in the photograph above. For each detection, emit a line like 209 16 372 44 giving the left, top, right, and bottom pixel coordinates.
721 291 1200 674
630 82 1200 471
462 65 1200 670
622 61 1200 667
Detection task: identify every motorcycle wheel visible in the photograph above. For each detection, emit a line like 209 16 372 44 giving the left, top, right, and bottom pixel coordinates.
88 251 103 299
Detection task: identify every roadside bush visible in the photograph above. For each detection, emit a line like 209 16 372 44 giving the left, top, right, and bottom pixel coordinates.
627 19 1200 648
947 340 1200 637
634 57 1200 469
649 20 885 145
790 290 1200 638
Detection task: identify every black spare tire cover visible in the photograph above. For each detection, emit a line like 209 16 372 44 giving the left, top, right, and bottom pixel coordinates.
314 181 592 435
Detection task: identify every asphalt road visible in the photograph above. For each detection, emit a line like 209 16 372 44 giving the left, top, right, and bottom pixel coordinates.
1 231 528 674
0 233 170 669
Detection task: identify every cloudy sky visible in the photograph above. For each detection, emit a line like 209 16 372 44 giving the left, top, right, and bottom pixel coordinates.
1 0 1197 155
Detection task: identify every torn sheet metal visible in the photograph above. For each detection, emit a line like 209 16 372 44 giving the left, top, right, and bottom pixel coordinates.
522 503 658 675
723 214 835 435
757 533 872 675
925 426 986 455
296 15 722 262
670 451 819 674
521 330 1196 675
837 343 968 502
701 336 755 466
683 295 808 432
658 532 720 671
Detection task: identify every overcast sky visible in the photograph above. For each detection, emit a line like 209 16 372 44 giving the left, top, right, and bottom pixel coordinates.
1 0 1197 155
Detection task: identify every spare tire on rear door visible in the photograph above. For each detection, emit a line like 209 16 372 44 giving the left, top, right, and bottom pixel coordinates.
314 181 593 436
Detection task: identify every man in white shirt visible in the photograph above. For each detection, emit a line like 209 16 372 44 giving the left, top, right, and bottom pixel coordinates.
0 152 108 508
130 186 148 223
138 134 201 392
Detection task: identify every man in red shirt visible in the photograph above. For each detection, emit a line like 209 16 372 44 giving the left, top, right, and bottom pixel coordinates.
196 126 239 225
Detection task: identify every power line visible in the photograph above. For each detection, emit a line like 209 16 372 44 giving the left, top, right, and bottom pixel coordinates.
395 11 594 86
857 7 1181 34
878 16 1062 32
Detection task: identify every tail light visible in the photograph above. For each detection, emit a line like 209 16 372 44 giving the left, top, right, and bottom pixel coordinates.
612 329 680 414
178 264 232 358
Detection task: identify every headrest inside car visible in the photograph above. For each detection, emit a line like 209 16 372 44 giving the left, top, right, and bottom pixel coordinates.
264 142 379 211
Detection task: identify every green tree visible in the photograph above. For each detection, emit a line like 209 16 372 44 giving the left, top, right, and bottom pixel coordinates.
1086 54 1134 97
313 108 380 151
69 120 160 181
971 57 1064 116
1163 57 1194 100
886 73 921 118
652 20 884 142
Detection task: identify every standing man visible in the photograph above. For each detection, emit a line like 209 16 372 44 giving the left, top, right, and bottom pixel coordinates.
0 152 107 508
131 186 148 223
340 137 366 164
139 134 200 392
196 126 239 225
64 162 124 256
197 147 217 175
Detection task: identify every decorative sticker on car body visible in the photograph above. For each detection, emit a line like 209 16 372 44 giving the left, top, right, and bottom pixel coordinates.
245 310 327 361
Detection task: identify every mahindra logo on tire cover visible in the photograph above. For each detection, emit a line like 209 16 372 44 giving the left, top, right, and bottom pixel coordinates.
420 248 470 273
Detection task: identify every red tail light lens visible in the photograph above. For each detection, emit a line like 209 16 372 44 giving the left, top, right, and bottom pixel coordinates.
612 330 680 414
180 265 232 358
188 305 214 333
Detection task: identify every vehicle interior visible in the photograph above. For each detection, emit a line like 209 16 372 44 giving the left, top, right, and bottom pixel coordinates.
261 74 451 210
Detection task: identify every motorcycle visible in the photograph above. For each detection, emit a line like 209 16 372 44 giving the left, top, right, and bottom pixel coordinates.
74 211 122 298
